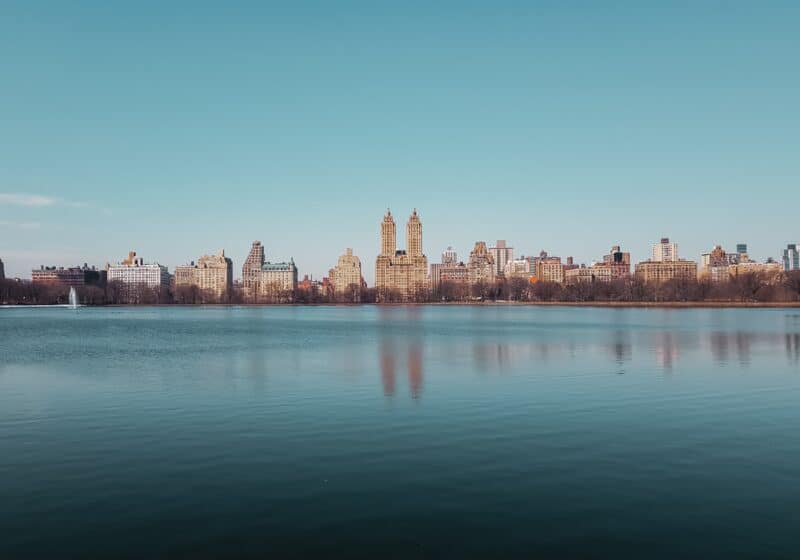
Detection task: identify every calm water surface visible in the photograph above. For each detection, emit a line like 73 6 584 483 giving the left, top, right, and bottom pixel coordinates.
1 306 799 559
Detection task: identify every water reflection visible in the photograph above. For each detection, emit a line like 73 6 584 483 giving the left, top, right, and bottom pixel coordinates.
378 341 425 399
372 309 799 391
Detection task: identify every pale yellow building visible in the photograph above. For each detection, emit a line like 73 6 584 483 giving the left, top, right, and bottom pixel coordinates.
174 250 233 299
468 241 496 285
333 248 363 295
375 209 428 301
536 257 565 283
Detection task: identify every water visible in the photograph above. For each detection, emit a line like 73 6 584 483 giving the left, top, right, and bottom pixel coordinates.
1 306 799 559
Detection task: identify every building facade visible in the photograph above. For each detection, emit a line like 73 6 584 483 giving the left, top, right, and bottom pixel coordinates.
634 260 698 283
0 258 4 280
652 237 679 262
504 258 532 278
242 241 298 298
536 256 564 283
783 244 799 272
174 250 233 299
333 248 363 296
489 240 513 277
565 265 613 284
107 252 170 295
602 245 631 278
375 209 428 301
468 241 496 285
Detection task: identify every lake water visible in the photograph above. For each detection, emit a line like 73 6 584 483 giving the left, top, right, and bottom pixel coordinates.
1 306 799 559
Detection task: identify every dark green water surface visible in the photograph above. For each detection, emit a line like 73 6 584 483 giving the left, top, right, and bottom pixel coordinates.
1 306 799 558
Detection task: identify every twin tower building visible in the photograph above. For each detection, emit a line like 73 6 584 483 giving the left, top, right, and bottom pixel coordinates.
375 209 428 301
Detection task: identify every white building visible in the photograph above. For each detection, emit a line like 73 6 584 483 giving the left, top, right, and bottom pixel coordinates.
652 237 679 262
504 258 532 278
489 240 514 276
107 251 169 289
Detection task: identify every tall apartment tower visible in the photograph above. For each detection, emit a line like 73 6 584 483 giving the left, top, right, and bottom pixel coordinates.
0 257 4 280
380 210 396 256
489 240 514 276
407 209 422 257
652 237 679 262
242 241 265 294
375 209 428 301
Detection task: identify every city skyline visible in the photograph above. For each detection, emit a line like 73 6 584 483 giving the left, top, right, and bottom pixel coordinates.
2 2 799 281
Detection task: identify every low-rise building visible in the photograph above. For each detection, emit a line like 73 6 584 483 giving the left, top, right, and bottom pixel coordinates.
634 260 698 283
31 264 107 287
504 258 533 278
565 265 613 284
602 245 631 278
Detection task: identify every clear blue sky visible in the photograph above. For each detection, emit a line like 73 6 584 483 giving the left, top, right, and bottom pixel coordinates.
1 1 798 282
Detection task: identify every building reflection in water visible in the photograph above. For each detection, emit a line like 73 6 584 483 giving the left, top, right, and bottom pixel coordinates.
377 307 424 399
375 308 800 394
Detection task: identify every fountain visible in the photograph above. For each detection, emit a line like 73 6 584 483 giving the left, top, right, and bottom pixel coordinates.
68 287 78 309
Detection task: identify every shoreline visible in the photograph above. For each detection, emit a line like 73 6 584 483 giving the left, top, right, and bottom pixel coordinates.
3 301 800 309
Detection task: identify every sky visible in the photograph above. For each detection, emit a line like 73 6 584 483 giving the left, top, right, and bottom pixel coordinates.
1 1 798 283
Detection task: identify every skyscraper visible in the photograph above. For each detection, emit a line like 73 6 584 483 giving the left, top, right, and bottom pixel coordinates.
375 209 428 301
242 241 265 295
0 258 4 280
784 244 800 271
489 240 514 276
652 237 678 262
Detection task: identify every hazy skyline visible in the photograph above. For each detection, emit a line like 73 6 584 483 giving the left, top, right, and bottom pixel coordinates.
2 1 798 282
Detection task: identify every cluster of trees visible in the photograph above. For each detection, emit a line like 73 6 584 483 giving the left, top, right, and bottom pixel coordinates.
3 272 800 305
428 272 800 304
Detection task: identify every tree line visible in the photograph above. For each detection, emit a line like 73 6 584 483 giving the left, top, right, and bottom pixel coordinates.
2 273 800 305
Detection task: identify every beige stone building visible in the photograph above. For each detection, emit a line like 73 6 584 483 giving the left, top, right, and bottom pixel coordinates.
333 248 363 295
565 265 613 284
635 260 698 283
241 240 298 298
375 209 428 301
536 257 565 283
174 250 233 299
468 241 496 285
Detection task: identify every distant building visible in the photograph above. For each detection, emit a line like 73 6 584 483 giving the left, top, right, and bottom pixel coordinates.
242 241 265 294
535 256 564 283
31 263 106 287
783 244 800 272
0 258 4 280
439 262 469 285
635 260 698 283
441 246 458 266
729 260 783 282
602 245 631 278
107 251 170 294
489 240 513 277
375 209 428 301
333 248 363 297
259 260 299 293
565 265 613 284
736 243 748 255
174 250 233 299
652 237 679 262
504 258 532 278
468 241 496 285
241 241 298 297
